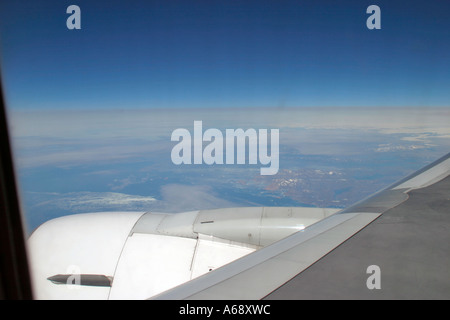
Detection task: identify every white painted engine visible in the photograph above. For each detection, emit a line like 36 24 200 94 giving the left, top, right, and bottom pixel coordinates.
27 207 338 299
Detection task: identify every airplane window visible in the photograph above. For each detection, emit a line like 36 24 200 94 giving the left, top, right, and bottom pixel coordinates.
0 1 449 301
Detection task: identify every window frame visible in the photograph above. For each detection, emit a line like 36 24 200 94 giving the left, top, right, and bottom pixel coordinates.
0 73 33 300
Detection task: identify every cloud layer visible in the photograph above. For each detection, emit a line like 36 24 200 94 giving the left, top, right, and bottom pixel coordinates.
9 107 450 169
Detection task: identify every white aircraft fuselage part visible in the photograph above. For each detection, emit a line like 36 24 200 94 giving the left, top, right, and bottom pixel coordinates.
27 207 338 299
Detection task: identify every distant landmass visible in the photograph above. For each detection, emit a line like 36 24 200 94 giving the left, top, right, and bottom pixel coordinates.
9 107 450 235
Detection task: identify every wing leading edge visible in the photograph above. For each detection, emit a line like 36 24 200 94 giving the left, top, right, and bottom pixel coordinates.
154 152 450 300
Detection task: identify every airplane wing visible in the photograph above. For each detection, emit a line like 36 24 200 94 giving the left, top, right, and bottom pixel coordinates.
27 152 450 299
154 152 450 300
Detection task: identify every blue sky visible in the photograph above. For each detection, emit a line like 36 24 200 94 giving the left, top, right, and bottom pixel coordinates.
1 0 449 110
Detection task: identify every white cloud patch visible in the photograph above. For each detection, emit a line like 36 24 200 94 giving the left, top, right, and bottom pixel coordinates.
29 185 237 215
152 184 237 213
374 143 428 153
33 191 157 213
